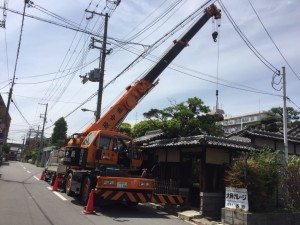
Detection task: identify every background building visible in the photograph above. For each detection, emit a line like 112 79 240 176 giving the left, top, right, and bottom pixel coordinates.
0 94 11 159
217 111 268 135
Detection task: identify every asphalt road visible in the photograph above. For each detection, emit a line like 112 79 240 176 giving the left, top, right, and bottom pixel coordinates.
0 161 191 225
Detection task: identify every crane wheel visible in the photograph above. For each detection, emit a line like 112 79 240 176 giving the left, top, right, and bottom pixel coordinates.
50 174 56 186
66 173 74 196
81 176 91 205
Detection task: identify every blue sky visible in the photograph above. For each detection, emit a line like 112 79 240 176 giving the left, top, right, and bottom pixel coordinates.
1 0 299 143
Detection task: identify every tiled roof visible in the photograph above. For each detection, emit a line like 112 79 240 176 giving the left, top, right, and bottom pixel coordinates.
288 125 300 137
229 128 300 144
134 130 165 143
141 135 257 151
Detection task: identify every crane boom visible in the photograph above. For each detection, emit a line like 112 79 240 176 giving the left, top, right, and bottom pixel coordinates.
82 4 221 134
64 5 221 207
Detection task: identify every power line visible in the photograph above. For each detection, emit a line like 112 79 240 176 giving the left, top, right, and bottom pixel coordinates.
246 0 300 81
15 58 98 84
218 0 279 75
16 57 98 79
5 0 27 130
13 94 81 104
287 97 300 111
0 6 100 37
11 95 34 130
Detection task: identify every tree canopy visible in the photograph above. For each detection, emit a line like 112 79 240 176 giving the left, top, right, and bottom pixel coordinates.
119 122 132 136
50 117 67 147
260 107 300 132
132 97 223 138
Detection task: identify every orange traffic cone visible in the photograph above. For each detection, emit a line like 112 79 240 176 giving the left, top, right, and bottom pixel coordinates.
52 176 59 191
40 170 45 180
82 189 95 214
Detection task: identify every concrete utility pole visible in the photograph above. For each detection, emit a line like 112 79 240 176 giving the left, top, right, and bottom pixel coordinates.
86 10 110 121
21 136 25 160
282 67 288 163
96 13 109 121
4 0 28 146
38 103 48 166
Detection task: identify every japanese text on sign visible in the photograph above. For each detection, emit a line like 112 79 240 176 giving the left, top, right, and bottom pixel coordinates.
225 187 249 211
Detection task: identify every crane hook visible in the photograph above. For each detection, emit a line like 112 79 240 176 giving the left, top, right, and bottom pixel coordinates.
212 31 218 42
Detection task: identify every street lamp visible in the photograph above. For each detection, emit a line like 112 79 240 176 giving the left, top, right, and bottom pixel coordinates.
81 108 97 117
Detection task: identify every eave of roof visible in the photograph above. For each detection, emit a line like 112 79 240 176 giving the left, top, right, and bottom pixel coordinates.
244 129 300 144
141 135 257 151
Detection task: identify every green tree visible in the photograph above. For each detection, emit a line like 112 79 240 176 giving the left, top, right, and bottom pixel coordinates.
1 144 10 159
280 156 300 210
50 117 67 147
136 97 223 138
132 120 163 138
260 107 300 132
119 122 132 136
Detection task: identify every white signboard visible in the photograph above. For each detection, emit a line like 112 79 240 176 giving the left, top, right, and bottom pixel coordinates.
225 187 249 211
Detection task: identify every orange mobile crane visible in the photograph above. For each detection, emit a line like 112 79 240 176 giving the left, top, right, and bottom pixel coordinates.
63 4 221 206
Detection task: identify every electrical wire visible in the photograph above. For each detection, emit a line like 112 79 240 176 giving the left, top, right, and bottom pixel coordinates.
42 0 120 114
0 82 10 91
287 97 300 111
246 0 300 81
11 95 34 130
13 94 81 104
16 57 98 79
0 6 100 37
218 0 279 75
4 28 10 80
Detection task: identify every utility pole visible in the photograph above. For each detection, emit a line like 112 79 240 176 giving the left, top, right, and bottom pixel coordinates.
4 0 28 144
86 10 110 121
21 136 25 160
96 13 109 121
38 103 48 166
282 67 288 163
0 0 7 28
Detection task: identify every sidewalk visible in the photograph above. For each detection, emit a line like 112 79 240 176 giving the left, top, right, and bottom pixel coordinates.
145 203 223 225
178 210 222 225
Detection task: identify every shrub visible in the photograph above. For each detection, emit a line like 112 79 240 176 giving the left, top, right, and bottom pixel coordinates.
280 155 300 210
225 148 282 212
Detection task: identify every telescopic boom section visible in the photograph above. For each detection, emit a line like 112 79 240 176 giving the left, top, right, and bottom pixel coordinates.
85 4 221 133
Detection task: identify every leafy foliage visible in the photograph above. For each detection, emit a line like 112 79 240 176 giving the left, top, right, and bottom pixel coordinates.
25 147 39 163
280 156 300 210
50 117 67 147
132 120 162 138
260 107 300 132
225 148 282 212
0 144 10 159
135 97 223 138
119 122 132 136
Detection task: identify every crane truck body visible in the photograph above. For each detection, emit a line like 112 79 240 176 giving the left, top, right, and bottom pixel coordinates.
63 4 221 206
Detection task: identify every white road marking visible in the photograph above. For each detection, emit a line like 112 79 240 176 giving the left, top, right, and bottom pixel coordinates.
53 191 67 201
23 167 26 169
33 176 39 181
47 187 67 201
27 171 31 174
18 162 23 167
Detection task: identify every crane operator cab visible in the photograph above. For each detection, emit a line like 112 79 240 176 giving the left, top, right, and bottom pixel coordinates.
64 130 143 171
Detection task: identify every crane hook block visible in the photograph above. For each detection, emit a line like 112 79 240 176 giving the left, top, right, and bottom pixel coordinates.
212 31 218 42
